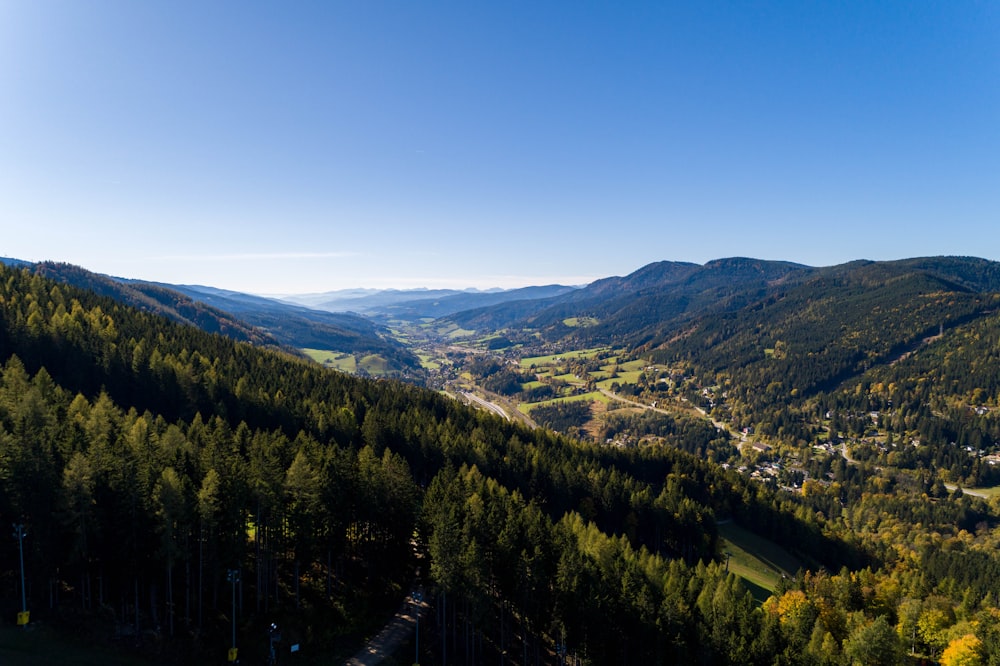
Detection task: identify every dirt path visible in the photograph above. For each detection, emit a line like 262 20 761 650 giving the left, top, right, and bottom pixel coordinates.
345 587 427 666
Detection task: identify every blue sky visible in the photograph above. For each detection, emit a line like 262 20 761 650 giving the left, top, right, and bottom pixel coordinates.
2 2 998 294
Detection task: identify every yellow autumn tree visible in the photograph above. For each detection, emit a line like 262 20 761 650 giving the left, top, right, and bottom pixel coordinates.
940 633 982 666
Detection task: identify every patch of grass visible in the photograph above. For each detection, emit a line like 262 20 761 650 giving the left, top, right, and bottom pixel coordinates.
446 327 476 339
303 349 357 373
718 522 804 601
521 391 610 412
358 354 390 375
562 317 599 328
947 483 1000 499
609 371 642 384
552 373 581 384
415 353 441 370
519 348 610 368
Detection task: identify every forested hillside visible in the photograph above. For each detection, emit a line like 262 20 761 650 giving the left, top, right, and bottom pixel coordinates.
2 263 1000 664
447 258 808 344
644 258 1000 486
10 261 422 377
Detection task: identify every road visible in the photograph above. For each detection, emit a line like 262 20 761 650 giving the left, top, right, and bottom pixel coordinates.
345 587 427 666
460 391 510 421
838 442 992 499
943 482 989 499
597 388 734 436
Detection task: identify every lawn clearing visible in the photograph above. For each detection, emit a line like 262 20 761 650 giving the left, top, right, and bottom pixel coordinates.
416 352 441 370
519 348 610 369
520 391 610 413
358 354 391 375
552 373 582 384
446 327 477 339
718 521 804 601
562 317 599 328
303 349 357 373
601 371 642 385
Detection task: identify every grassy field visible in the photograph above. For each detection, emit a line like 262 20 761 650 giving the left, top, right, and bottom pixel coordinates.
415 352 441 370
596 372 641 388
594 359 645 387
562 317 599 328
519 348 610 368
446 327 477 339
518 391 611 414
358 354 390 374
302 348 357 372
302 350 398 376
945 482 1000 499
552 372 581 383
718 521 804 602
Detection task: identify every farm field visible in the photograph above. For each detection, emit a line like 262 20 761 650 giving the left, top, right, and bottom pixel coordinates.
519 348 611 369
562 317 599 327
518 390 612 414
303 348 357 372
302 349 396 376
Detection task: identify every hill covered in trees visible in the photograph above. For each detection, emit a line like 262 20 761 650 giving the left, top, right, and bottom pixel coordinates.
3 261 1000 664
3 260 422 378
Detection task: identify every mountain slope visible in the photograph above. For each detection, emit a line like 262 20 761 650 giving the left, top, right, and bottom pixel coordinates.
0 259 869 664
14 261 420 374
651 258 1000 399
31 261 277 345
634 257 1000 486
447 257 808 343
164 283 420 371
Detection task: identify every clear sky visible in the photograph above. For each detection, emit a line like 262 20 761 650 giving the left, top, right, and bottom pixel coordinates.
2 2 998 294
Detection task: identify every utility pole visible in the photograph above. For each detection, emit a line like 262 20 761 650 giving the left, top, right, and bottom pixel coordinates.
227 569 240 662
13 523 28 627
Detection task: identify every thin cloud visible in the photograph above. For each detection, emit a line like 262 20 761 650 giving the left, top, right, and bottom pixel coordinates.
370 274 600 290
149 251 362 262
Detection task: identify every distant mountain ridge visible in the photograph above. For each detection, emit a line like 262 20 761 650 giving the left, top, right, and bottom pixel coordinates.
283 287 478 312
280 284 579 318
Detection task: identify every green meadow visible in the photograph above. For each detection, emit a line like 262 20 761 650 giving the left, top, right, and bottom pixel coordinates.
519 391 611 414
717 521 804 602
519 348 610 369
303 348 357 372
